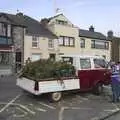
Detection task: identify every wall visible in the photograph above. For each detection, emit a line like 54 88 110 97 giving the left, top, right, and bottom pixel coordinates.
79 37 111 61
24 35 58 62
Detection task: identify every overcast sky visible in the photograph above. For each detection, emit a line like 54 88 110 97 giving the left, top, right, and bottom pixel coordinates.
1 0 120 36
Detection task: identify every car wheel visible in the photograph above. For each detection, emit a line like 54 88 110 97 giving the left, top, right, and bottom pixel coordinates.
93 83 103 95
49 92 62 102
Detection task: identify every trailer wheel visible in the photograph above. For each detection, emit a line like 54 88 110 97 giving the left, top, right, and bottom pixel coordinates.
49 92 62 102
93 83 103 95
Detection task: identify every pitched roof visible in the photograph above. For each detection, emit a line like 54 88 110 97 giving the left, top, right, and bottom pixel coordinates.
0 13 25 26
48 14 63 21
79 29 106 40
22 15 57 38
0 12 57 38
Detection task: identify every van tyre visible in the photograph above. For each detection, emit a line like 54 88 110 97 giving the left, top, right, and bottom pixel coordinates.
93 83 103 95
49 92 62 102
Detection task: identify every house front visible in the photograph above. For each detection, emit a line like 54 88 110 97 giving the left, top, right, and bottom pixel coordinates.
79 26 111 61
0 13 25 74
41 14 80 60
15 13 58 62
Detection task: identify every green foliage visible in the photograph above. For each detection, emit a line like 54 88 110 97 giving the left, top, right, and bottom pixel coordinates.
22 59 75 81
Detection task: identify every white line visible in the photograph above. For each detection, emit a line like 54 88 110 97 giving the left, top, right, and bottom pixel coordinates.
35 107 47 112
39 102 56 109
18 104 35 115
58 107 66 120
0 94 21 113
13 107 27 118
70 107 92 110
0 102 35 115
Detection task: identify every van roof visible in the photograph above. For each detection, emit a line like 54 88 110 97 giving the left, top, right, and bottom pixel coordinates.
60 54 104 59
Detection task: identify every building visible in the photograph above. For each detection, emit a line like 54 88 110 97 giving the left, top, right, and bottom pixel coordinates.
0 13 25 74
107 31 120 63
41 14 111 61
79 26 111 61
41 14 80 59
0 12 58 74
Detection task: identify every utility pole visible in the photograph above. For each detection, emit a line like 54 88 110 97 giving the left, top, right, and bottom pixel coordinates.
54 0 57 15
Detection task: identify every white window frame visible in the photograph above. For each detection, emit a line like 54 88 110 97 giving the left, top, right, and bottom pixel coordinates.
32 36 39 48
48 39 54 48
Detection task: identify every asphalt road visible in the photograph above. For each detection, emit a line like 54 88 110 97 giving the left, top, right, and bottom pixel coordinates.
0 75 119 120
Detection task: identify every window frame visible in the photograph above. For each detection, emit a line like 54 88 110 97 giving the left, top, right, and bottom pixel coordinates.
32 36 39 48
48 39 54 48
59 36 75 47
80 38 85 48
91 40 109 50
80 58 91 70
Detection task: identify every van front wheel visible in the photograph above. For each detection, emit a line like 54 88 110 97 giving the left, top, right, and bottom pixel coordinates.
93 83 103 95
49 92 62 102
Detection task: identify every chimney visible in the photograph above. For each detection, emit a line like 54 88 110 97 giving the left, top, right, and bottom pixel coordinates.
107 30 113 38
89 25 94 32
40 18 49 27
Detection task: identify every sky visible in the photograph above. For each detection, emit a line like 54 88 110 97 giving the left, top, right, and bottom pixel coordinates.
1 0 120 36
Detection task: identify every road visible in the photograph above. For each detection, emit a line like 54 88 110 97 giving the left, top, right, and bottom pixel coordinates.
0 75 119 120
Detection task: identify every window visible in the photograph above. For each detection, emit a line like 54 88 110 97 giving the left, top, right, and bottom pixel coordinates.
56 20 68 25
59 36 75 47
59 36 64 46
0 23 7 36
48 39 54 48
80 38 85 48
94 59 107 68
91 40 109 49
31 53 41 61
32 36 39 48
80 58 91 69
64 37 69 46
62 57 73 64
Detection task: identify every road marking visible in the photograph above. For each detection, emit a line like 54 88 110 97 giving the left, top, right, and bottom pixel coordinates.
0 102 35 115
70 107 92 110
0 94 21 113
58 107 66 120
35 107 47 112
18 104 35 115
39 102 56 109
13 107 27 118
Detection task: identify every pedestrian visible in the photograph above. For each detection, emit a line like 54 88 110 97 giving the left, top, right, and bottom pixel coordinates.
111 62 120 102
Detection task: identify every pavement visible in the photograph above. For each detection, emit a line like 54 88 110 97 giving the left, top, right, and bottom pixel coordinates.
0 75 120 120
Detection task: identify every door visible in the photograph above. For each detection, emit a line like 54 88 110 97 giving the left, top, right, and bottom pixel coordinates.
49 54 56 61
78 58 92 90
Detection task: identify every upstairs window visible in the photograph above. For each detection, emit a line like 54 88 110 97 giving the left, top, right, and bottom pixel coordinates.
56 20 68 25
91 40 109 50
32 36 39 48
48 39 54 48
80 38 85 48
59 36 75 47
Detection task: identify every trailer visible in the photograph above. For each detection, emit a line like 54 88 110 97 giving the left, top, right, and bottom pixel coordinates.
17 77 80 102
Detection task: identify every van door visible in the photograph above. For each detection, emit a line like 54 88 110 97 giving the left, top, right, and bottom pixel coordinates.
89 58 110 87
78 58 91 90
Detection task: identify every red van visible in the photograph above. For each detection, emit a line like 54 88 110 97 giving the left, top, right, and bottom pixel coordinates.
61 55 111 94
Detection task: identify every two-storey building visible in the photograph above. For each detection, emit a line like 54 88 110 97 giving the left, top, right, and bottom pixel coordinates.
79 26 111 61
41 14 111 61
41 14 80 60
0 13 25 74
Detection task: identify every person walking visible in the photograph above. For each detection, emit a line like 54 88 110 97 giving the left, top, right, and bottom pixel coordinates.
111 62 120 102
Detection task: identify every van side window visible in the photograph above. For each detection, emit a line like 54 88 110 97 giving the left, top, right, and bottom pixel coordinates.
80 58 91 69
94 59 107 68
